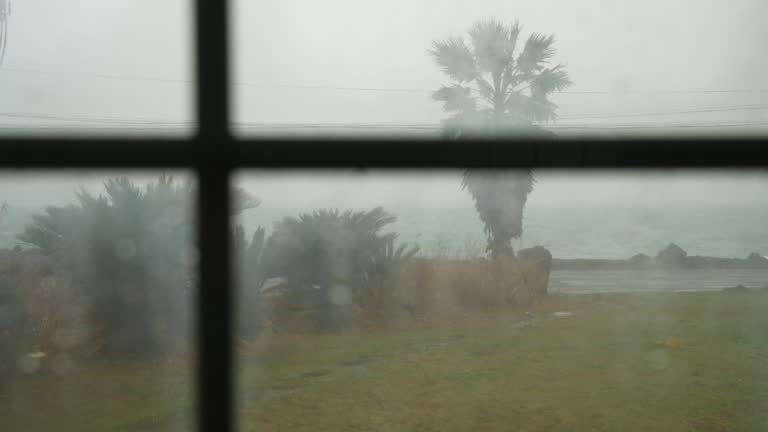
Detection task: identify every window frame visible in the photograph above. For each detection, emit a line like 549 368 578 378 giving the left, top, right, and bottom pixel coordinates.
0 1 766 431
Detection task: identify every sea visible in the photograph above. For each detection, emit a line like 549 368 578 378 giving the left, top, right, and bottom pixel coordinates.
5 203 766 259
231 203 768 260
4 203 767 292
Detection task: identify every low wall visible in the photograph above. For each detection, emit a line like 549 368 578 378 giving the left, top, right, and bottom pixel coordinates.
399 248 553 314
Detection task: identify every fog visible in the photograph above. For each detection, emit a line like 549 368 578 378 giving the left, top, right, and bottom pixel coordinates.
236 170 768 208
234 0 768 129
3 4 768 426
0 171 185 207
0 1 767 132
1 171 766 210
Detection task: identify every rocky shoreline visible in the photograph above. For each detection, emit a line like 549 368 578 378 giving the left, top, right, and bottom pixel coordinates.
552 243 768 271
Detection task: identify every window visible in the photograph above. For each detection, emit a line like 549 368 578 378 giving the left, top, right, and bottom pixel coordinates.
1 171 196 431
0 2 766 432
233 170 768 431
0 0 192 137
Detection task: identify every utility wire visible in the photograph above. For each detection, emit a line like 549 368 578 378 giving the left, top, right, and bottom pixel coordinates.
3 121 768 132
3 65 768 96
1 103 768 127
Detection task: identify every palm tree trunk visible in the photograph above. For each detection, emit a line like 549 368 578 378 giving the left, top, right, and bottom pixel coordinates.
491 71 504 137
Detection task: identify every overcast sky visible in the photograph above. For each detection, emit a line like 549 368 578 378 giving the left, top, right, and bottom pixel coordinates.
0 0 767 130
0 2 767 208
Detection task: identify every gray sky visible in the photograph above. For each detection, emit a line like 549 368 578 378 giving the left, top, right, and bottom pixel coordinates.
0 0 191 133
0 0 766 131
235 0 768 126
0 2 767 208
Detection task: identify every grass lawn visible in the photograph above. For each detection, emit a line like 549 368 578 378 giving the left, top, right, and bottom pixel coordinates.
3 291 768 431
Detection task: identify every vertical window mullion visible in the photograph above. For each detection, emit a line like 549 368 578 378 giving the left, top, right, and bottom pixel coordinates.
195 0 233 431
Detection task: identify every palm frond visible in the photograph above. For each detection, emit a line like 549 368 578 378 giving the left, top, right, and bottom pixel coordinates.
432 85 476 112
517 33 556 74
232 187 260 215
429 38 477 82
507 21 522 56
474 77 496 106
530 65 572 97
525 95 560 123
468 19 512 74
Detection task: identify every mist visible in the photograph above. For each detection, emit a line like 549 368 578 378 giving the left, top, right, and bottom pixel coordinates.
1 1 767 134
236 170 768 208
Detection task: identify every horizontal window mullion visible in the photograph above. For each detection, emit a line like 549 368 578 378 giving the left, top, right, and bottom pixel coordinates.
0 138 765 168
227 138 768 168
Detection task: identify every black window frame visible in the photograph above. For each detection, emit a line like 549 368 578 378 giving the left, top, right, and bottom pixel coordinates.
0 2 766 431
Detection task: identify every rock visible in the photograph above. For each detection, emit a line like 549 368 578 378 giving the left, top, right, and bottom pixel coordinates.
746 253 768 266
518 246 553 297
723 284 752 293
656 243 687 267
630 253 652 265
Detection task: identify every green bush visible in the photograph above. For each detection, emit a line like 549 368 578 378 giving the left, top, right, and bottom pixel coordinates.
257 207 419 330
17 175 195 357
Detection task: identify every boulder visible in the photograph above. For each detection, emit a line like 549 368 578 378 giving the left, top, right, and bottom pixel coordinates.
656 243 687 267
629 253 652 266
723 284 751 293
518 246 553 297
746 253 768 267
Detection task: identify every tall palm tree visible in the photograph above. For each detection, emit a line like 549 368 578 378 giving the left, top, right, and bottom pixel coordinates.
461 170 533 257
430 19 570 257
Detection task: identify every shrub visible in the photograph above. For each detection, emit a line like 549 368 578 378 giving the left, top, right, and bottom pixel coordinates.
17 175 195 358
257 207 419 331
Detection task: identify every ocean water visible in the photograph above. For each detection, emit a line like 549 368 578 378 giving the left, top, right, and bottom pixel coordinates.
236 203 768 260
4 204 767 260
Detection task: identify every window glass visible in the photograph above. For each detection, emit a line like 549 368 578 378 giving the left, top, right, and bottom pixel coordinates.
235 169 768 431
233 0 768 137
0 1 192 137
0 171 196 431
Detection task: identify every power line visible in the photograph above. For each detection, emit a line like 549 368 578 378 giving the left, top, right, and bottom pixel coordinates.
559 104 768 120
2 121 768 132
2 102 767 127
231 121 768 130
3 65 768 96
0 111 187 125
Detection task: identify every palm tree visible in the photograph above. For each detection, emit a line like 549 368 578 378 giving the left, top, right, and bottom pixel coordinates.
430 19 570 257
430 19 571 136
461 170 533 257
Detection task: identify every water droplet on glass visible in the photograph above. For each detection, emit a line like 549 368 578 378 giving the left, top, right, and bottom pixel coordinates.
17 355 41 375
329 285 351 306
645 349 668 371
115 238 137 260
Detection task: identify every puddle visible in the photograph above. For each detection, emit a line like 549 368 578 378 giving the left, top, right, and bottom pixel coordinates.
300 369 331 378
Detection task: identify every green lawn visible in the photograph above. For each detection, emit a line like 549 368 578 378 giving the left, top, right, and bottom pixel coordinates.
3 291 768 431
